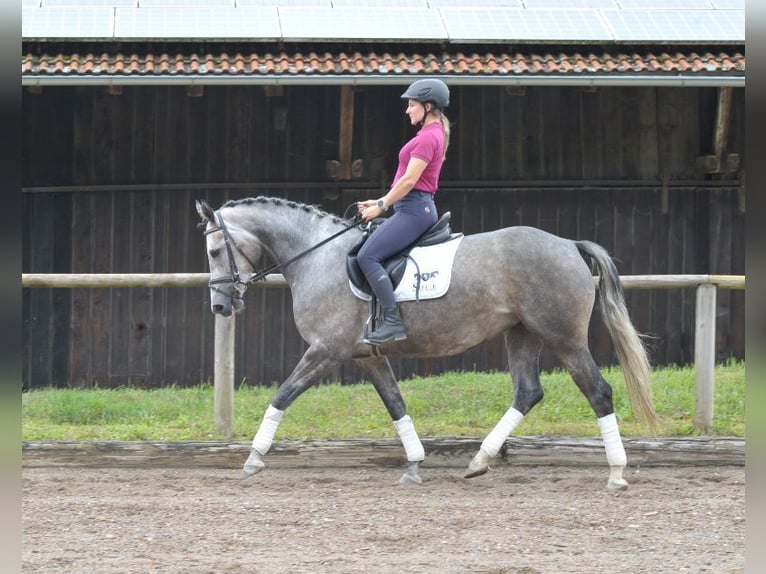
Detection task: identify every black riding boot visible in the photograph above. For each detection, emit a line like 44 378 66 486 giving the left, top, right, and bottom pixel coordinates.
365 304 407 345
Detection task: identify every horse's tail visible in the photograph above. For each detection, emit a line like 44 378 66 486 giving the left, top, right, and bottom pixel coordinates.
575 240 659 435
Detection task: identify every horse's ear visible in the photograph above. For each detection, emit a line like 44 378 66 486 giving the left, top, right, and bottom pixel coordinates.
195 200 215 222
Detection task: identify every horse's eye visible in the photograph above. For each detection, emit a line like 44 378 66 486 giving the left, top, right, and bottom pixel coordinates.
209 248 221 258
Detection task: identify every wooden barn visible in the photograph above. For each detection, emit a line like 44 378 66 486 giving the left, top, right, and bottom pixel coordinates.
22 0 746 389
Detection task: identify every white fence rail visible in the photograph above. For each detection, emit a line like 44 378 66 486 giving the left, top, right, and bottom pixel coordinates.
22 273 745 436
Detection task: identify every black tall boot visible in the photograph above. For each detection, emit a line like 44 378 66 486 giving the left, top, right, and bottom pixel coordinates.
364 304 407 345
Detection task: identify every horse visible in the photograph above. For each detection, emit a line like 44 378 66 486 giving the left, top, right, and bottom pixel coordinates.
196 196 658 490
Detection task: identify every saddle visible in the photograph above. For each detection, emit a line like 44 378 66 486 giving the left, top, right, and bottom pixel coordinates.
346 211 453 297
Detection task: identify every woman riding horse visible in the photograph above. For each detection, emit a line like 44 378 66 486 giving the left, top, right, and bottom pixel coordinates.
356 78 451 345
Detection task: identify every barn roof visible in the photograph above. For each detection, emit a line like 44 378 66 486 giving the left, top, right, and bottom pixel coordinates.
21 0 746 86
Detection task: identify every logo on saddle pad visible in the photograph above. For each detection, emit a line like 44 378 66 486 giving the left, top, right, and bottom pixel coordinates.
349 236 463 302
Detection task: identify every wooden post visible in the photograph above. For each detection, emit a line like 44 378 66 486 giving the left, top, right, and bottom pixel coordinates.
214 314 236 438
338 85 354 180
713 87 732 168
694 283 717 434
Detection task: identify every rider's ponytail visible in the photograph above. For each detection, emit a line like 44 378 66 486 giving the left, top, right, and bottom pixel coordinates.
437 110 451 160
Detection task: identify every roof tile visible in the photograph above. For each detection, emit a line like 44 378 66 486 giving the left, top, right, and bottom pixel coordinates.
21 49 745 79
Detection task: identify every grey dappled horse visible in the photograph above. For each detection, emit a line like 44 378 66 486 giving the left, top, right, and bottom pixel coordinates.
196 197 658 490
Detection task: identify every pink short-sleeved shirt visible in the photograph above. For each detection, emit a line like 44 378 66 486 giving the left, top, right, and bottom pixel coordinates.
391 121 445 193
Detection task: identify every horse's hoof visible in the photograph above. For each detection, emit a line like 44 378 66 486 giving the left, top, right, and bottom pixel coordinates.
464 464 489 479
399 472 422 486
242 450 265 478
399 461 423 485
464 451 490 478
607 466 628 490
607 478 629 491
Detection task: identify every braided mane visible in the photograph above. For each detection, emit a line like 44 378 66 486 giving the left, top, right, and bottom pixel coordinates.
222 196 345 225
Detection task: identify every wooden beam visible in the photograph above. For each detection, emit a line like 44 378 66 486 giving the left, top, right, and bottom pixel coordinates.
21 437 745 469
185 85 204 97
713 87 733 165
21 273 745 290
263 85 284 97
696 87 736 175
338 85 354 181
20 273 289 288
738 168 745 213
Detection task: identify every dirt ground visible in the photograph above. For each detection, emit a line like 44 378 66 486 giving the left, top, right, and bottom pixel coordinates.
22 462 744 573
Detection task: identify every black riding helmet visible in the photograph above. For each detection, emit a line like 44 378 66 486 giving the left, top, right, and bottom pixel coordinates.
400 78 450 110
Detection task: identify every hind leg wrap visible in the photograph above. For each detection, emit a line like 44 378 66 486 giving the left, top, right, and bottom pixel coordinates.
598 413 627 467
598 413 629 490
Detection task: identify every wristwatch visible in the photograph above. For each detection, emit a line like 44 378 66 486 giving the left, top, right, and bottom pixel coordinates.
376 198 389 212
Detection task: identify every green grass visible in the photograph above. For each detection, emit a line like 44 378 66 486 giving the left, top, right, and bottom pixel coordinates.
22 362 745 441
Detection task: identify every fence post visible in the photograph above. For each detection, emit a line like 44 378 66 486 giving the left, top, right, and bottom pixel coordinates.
694 283 717 434
214 314 236 438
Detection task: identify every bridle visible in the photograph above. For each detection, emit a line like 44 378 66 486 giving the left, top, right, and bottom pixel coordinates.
204 209 362 294
204 212 260 294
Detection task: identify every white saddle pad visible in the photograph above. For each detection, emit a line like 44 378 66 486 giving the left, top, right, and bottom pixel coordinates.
350 234 464 302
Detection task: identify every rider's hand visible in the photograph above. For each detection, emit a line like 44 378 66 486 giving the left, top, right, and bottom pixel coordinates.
360 204 383 222
357 200 375 213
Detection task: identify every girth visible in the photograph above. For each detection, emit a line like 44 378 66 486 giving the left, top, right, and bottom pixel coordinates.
346 211 453 297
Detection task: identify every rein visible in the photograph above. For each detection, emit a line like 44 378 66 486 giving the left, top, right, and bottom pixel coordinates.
205 210 362 288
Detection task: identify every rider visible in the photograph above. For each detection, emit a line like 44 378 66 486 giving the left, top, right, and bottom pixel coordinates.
357 78 451 345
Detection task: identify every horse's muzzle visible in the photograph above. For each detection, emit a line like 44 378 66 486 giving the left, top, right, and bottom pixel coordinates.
211 293 245 316
212 303 231 316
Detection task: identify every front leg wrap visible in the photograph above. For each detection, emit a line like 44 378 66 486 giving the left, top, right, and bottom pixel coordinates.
394 415 424 485
243 405 285 477
481 407 524 457
252 405 285 455
466 407 524 478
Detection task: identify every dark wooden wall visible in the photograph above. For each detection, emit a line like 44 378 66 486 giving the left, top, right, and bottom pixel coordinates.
22 84 745 388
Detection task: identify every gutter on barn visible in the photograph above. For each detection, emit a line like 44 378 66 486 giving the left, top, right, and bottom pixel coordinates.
21 74 745 88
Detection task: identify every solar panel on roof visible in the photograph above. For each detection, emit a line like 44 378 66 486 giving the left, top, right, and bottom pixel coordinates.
278 7 447 41
114 7 281 39
21 0 745 44
441 8 611 42
22 7 115 38
614 0 713 8
42 0 135 6
602 9 745 42
331 0 427 6
427 0 522 6
522 0 615 8
237 0 329 6
709 0 745 8
139 0 235 6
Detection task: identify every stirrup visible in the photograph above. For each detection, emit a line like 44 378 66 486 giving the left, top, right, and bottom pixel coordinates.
363 296 379 341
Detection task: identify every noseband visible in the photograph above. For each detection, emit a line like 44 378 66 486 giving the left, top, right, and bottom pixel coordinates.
204 210 362 293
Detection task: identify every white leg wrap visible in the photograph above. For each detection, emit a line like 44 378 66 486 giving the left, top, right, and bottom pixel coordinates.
480 407 524 458
394 415 425 462
251 405 284 455
598 413 627 467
